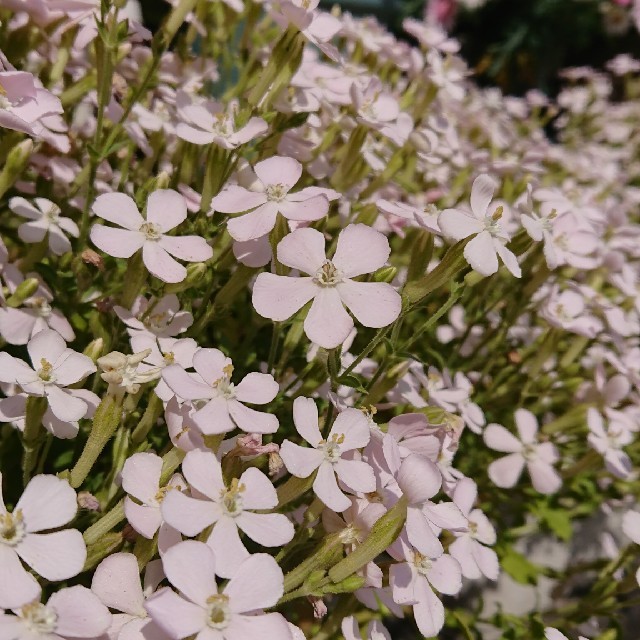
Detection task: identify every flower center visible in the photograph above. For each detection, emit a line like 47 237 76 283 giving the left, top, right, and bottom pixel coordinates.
339 523 363 545
0 83 11 111
522 443 537 460
413 551 432 576
162 351 175 365
31 297 52 318
37 359 55 382
21 602 58 634
212 364 235 399
0 509 26 547
139 222 163 241
44 204 60 224
469 520 478 536
483 206 503 236
314 260 343 287
154 483 181 504
206 594 230 630
320 433 344 463
266 184 288 202
211 113 232 137
144 311 170 331
221 478 245 517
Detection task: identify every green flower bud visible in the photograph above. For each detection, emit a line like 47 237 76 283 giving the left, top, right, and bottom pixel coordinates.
372 266 397 283
165 262 209 293
5 278 39 308
0 139 33 199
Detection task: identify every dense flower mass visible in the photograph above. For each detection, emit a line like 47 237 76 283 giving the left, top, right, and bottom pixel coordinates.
0 1 638 639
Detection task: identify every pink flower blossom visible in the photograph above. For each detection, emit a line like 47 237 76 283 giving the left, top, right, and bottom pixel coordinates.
0 474 86 609
121 452 184 550
9 197 79 255
587 408 633 479
449 478 499 580
114 294 194 338
144 541 290 639
92 553 170 640
395 454 466 557
90 190 212 283
341 615 391 640
162 348 279 435
211 155 337 242
0 329 96 423
252 224 402 349
0 278 74 346
176 94 268 148
161 449 293 577
484 409 562 494
279 397 376 512
0 70 63 136
389 535 462 638
438 174 521 277
0 586 111 640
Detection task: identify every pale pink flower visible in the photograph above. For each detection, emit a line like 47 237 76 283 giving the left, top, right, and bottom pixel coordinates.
90 190 212 283
0 388 98 439
394 454 466 558
130 333 198 401
164 397 207 452
252 224 402 349
176 94 268 148
0 71 63 136
9 197 79 255
162 348 279 435
0 278 74 345
0 474 86 609
121 452 184 549
484 409 562 494
587 408 633 479
352 78 400 129
518 184 561 269
211 155 337 242
0 329 96 423
389 535 462 638
540 287 603 338
161 449 294 578
279 397 376 512
144 541 290 639
438 174 521 277
114 294 193 338
449 478 499 580
92 553 170 640
341 615 391 640
0 586 111 640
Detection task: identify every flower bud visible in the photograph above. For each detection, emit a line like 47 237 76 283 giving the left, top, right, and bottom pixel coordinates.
0 139 33 199
83 338 104 363
165 262 209 293
77 491 101 512
372 265 397 283
5 278 39 308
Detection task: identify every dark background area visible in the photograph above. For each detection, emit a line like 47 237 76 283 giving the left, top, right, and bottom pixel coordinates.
139 0 640 96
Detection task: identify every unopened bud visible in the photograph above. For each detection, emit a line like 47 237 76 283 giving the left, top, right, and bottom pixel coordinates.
268 451 284 476
83 338 104 363
6 278 39 308
154 172 171 190
77 491 101 512
372 266 397 283
165 262 209 293
0 139 33 199
308 596 327 619
81 249 105 271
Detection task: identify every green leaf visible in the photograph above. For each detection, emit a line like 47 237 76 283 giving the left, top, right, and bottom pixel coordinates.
500 547 541 585
540 507 573 542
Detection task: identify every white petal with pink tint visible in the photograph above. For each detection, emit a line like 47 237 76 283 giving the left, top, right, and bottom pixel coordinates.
91 225 145 258
332 223 390 278
0 545 41 609
17 529 86 580
277 227 326 274
304 287 353 348
143 242 187 283
464 231 499 276
292 396 322 446
280 441 323 477
224 553 284 612
236 511 294 547
161 540 217 607
16 474 77 532
234 372 279 404
91 552 146 616
252 274 317 321
337 280 401 328
122 452 162 504
146 189 187 232
314 461 351 512
161 491 219 536
488 453 525 488
49 585 112 638
92 193 144 230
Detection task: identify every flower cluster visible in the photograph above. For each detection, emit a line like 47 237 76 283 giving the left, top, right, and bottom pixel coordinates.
0 1 638 639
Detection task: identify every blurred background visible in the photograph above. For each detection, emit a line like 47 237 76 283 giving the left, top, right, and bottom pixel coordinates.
139 0 640 96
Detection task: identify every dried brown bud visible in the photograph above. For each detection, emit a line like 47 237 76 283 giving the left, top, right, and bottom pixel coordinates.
81 249 105 272
77 491 101 512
